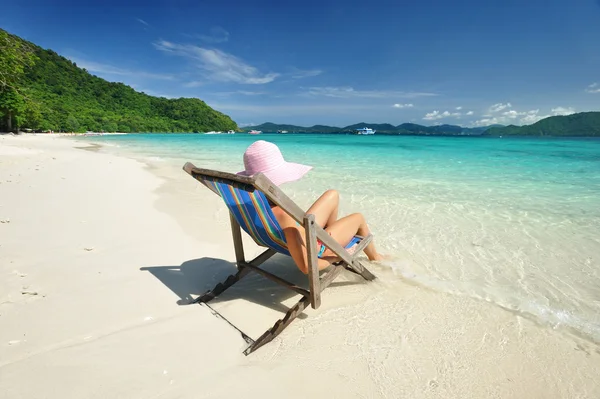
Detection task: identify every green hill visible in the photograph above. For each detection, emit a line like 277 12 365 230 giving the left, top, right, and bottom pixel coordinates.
247 113 600 137
485 112 600 136
310 124 341 133
396 123 432 134
245 122 498 135
0 29 237 132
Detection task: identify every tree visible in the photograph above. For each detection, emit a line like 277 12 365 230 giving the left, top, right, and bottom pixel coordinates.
66 114 79 132
0 30 36 88
0 29 37 131
23 101 43 130
0 89 26 131
104 121 118 132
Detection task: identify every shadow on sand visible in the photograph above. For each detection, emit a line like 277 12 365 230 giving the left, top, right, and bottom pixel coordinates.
141 254 359 317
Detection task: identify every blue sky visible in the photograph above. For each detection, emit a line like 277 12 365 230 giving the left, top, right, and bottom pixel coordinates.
2 0 600 127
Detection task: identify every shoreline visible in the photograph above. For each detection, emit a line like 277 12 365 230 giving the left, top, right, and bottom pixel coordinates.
1 134 599 398
5 131 600 139
77 132 600 346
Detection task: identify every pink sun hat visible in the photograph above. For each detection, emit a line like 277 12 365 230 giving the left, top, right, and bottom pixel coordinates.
237 140 312 186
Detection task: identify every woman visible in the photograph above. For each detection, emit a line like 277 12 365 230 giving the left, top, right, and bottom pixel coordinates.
238 140 384 274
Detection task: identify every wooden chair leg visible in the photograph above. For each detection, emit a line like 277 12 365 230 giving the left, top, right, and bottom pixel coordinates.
349 260 376 281
304 214 321 309
229 213 246 266
243 296 311 355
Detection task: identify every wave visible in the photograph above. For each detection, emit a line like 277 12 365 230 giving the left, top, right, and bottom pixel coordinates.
386 259 600 345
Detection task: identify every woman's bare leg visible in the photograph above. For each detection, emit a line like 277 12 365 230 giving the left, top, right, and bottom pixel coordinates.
323 213 383 261
306 189 339 228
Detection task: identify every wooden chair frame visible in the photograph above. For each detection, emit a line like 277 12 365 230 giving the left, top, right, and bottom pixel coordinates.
183 162 376 355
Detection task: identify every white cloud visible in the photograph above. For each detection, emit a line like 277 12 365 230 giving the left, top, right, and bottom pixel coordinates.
135 18 149 27
472 105 576 126
183 81 203 88
197 27 230 43
306 86 437 99
212 90 266 96
423 110 461 120
68 57 174 80
423 110 445 120
489 102 512 112
502 110 522 119
237 90 266 96
423 104 562 125
289 68 322 79
154 40 278 84
209 103 382 115
472 117 500 127
585 82 600 93
518 110 542 124
393 103 414 108
551 107 576 116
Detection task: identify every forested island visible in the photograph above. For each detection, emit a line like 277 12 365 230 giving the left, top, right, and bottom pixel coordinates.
484 112 600 137
246 112 600 137
0 29 237 133
244 122 495 135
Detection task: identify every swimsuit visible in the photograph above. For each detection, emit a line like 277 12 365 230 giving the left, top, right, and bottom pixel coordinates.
296 221 327 257
317 240 326 257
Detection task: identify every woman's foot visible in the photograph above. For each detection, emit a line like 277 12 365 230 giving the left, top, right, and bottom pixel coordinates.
369 253 389 262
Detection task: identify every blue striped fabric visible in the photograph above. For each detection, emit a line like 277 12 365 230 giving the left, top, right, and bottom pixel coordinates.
204 179 361 258
208 180 290 255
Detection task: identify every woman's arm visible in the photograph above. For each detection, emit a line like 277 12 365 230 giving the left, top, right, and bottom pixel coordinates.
281 225 309 274
282 226 336 274
273 207 333 274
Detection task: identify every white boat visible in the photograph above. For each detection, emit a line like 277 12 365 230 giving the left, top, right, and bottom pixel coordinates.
249 130 262 135
205 131 223 135
227 130 235 134
355 127 376 135
277 130 288 134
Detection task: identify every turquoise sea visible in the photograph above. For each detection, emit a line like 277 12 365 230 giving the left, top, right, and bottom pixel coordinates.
82 133 600 344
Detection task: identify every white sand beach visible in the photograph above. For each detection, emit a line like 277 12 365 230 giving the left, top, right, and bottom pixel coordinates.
1 134 599 399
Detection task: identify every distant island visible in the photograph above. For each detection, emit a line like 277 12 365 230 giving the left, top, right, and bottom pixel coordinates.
485 112 600 137
0 29 237 133
245 113 600 137
244 122 498 136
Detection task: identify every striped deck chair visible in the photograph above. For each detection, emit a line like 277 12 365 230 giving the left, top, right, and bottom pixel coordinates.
183 162 376 355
